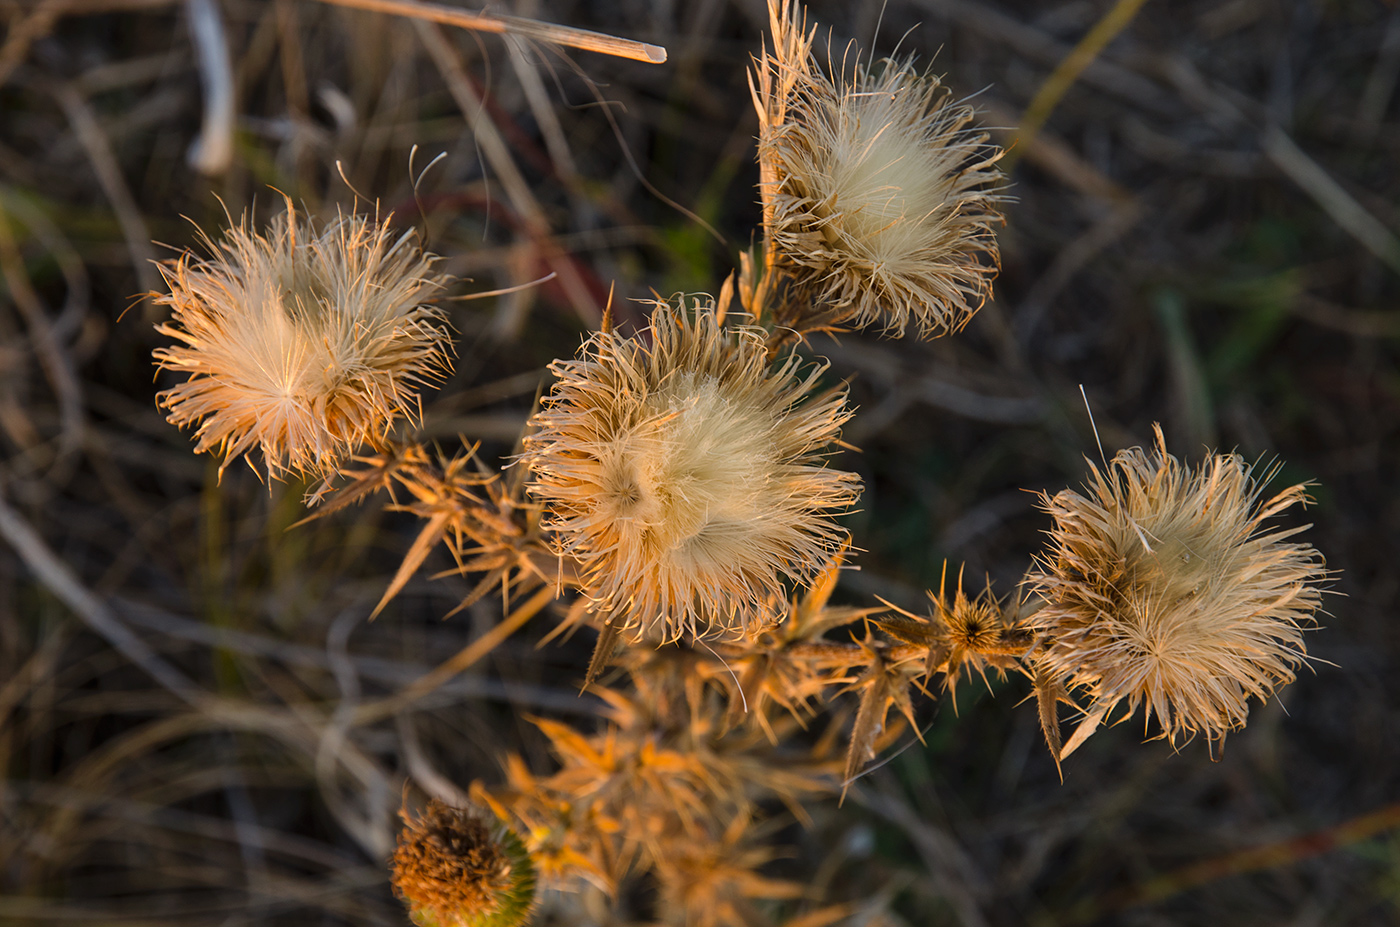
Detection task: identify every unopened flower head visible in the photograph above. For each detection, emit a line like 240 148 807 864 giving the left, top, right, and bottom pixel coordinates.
392 799 536 927
755 6 1003 337
151 205 452 480
524 299 861 642
1026 426 1326 748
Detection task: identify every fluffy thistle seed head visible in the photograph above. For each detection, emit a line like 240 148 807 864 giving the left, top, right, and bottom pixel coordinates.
151 204 452 480
523 299 861 642
391 799 537 927
1026 426 1327 748
754 3 1004 337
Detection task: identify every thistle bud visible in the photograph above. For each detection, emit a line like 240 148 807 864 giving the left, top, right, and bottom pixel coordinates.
391 799 537 927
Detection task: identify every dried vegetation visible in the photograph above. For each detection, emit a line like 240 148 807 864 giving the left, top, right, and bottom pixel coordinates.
1 0 1397 926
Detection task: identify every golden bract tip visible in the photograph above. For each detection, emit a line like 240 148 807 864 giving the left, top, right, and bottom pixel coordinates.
523 298 861 643
391 799 537 927
151 204 452 481
1027 425 1327 750
754 2 1004 338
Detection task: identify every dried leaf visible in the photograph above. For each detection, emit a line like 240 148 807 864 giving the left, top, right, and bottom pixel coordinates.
370 509 451 619
585 618 623 688
1060 704 1109 762
873 615 940 647
1035 667 1066 779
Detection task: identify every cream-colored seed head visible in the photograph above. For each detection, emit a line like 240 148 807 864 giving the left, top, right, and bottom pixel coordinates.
524 300 860 642
151 206 451 480
758 39 1003 337
1027 426 1326 748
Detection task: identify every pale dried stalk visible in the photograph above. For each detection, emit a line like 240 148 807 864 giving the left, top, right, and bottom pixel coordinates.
315 0 667 63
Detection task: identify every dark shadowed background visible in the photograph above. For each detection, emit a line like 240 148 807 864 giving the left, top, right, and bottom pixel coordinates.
1 0 1397 924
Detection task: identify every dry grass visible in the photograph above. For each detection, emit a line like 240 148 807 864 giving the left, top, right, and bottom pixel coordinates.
1 1 1398 926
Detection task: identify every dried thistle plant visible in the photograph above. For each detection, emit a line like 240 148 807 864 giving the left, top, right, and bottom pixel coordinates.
151 203 451 480
752 0 1004 338
707 551 883 743
877 566 1032 706
473 644 833 923
523 298 860 642
1026 426 1327 755
133 5 1343 924
392 799 537 927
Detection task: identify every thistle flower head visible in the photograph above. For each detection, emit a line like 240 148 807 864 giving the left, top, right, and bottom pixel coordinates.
151 204 452 480
1026 426 1327 749
523 299 861 642
753 3 1003 337
391 799 536 927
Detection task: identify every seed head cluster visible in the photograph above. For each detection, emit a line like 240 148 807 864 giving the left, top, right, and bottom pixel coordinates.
1027 427 1326 748
524 300 860 642
755 4 1003 337
391 800 536 927
151 205 451 480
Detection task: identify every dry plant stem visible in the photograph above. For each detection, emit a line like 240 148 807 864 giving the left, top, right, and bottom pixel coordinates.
0 0 65 89
749 0 813 331
1154 54 1400 274
397 713 472 806
505 37 579 182
1293 293 1400 338
851 781 991 927
1261 124 1400 275
414 19 602 324
316 0 667 63
0 484 399 783
1006 0 1151 172
50 82 160 293
352 583 555 726
2 476 409 858
0 487 400 854
1065 801 1400 921
964 3 1400 278
0 486 206 706
1014 197 1142 347
185 0 235 175
0 203 85 472
976 100 1132 205
934 0 1163 110
1358 10 1400 128
0 188 90 342
4 1 184 87
115 595 595 714
10 777 371 875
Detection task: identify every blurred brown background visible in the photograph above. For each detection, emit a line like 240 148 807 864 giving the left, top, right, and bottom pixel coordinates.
1 0 1397 924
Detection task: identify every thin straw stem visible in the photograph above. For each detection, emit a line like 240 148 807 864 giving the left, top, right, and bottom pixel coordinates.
313 0 667 63
1006 0 1149 171
353 583 555 724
